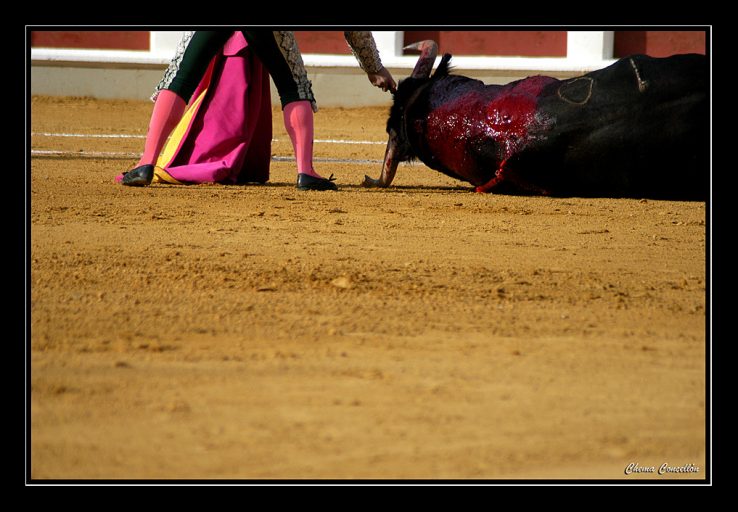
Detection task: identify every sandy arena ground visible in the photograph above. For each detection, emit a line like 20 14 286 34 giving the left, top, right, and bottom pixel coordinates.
29 95 708 481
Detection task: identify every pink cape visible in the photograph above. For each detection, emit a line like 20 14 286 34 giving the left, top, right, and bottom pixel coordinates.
125 31 272 185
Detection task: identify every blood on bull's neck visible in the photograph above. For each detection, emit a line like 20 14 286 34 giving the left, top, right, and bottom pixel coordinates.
423 75 557 184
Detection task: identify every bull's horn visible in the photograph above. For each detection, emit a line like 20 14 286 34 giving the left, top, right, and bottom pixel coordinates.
404 40 438 79
361 133 400 188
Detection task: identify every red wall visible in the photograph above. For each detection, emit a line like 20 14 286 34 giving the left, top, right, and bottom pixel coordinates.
293 31 353 54
404 31 568 57
29 31 358 54
31 31 707 58
31 31 150 50
614 31 706 57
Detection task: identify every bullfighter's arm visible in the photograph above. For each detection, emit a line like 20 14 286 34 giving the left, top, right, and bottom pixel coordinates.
344 31 397 92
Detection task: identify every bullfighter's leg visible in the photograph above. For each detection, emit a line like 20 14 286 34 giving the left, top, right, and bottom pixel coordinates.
120 31 232 186
242 30 337 191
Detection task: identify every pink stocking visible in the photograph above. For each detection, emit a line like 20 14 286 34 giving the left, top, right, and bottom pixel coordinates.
137 89 187 167
283 100 321 178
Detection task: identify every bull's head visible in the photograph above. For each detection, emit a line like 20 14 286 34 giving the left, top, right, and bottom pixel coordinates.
362 40 439 188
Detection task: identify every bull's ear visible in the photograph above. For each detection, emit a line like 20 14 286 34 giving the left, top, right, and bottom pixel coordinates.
433 54 453 78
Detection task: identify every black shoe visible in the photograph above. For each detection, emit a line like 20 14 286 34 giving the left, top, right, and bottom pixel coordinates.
121 164 154 186
296 173 338 191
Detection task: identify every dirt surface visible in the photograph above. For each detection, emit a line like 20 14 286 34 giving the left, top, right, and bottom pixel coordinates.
29 96 708 481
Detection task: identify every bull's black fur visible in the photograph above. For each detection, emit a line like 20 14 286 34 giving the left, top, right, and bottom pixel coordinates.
386 54 452 160
387 53 709 200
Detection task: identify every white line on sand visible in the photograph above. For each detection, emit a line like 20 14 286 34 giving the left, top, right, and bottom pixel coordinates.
31 132 385 145
31 149 384 165
31 132 146 139
32 149 141 158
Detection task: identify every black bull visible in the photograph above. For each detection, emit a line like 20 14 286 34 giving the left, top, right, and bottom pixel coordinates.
364 45 708 200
